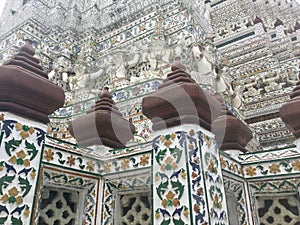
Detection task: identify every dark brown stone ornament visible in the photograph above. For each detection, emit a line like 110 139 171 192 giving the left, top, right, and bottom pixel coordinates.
69 87 135 148
274 18 284 27
142 60 221 131
0 40 65 123
212 94 252 152
280 72 300 138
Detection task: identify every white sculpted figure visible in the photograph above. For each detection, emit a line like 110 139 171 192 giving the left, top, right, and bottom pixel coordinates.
215 63 233 96
189 36 217 86
191 41 215 77
147 35 173 72
146 16 173 73
285 70 299 85
127 45 144 84
48 56 71 91
243 77 263 98
231 82 243 109
69 65 107 91
174 31 188 59
108 49 135 88
67 53 110 91
113 51 128 79
263 73 283 93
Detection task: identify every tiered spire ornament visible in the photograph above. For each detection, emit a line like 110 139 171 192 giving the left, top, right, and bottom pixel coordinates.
274 18 284 27
69 87 135 148
253 16 267 32
0 39 65 123
295 22 300 31
142 59 221 131
212 94 252 152
280 70 300 138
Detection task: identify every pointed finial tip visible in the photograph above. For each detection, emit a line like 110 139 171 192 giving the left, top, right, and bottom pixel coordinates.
19 39 35 56
172 57 186 71
24 39 33 44
100 86 112 99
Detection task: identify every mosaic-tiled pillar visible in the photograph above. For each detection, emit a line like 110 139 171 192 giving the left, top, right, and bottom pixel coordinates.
142 61 229 225
0 113 47 224
0 40 65 224
152 125 229 225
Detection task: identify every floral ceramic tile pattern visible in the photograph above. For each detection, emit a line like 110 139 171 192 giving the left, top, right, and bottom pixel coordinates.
223 178 249 225
0 113 46 224
152 127 229 225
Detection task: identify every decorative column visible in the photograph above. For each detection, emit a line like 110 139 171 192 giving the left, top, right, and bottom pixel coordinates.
211 94 253 225
143 61 230 225
0 40 65 224
280 71 300 148
212 94 253 159
69 87 135 225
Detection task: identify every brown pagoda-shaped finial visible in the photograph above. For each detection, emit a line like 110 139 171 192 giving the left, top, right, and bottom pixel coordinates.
253 16 263 25
295 22 300 31
69 87 135 148
3 39 49 78
0 40 65 123
142 59 221 131
253 16 267 32
274 18 284 27
280 70 300 138
212 94 252 152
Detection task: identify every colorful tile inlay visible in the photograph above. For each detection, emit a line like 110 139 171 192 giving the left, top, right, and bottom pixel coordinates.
152 126 229 225
223 177 249 225
0 113 46 224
